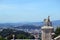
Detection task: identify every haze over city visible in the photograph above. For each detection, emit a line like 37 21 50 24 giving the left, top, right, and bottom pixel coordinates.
0 0 60 23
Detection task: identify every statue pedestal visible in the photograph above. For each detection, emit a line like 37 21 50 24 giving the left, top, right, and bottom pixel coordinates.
41 26 54 40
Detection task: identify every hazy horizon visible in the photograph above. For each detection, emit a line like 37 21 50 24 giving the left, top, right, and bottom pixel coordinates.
0 0 60 23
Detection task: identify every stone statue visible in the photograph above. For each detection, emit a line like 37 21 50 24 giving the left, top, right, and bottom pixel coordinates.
44 16 52 26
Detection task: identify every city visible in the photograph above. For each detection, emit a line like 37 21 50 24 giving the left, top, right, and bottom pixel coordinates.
0 0 60 40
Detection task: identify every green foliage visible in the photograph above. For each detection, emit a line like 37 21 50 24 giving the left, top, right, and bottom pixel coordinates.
0 36 7 40
0 29 35 39
16 34 27 39
54 27 60 37
16 33 35 39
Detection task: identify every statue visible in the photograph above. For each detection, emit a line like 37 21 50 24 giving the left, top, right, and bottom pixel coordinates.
44 16 52 26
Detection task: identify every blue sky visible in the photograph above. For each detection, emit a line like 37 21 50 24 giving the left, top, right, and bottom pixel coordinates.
0 0 60 23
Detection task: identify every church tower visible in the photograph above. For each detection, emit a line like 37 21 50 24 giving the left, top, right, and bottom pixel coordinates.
41 16 54 40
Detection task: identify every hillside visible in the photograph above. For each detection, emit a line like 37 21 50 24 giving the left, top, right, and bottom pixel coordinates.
0 20 60 29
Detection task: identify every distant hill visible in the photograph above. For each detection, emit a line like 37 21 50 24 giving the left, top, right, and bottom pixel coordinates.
52 20 60 26
0 20 60 29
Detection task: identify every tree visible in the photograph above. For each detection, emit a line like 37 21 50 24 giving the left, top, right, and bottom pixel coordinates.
0 36 7 40
16 34 35 39
54 27 60 37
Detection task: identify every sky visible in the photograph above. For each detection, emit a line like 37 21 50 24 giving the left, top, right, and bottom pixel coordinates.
0 0 60 23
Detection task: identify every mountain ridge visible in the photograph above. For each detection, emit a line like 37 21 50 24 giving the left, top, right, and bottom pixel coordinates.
0 20 60 28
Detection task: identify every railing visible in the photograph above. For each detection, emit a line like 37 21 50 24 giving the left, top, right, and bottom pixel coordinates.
11 39 40 40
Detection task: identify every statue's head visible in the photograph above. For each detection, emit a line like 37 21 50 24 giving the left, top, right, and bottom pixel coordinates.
44 19 46 22
48 16 50 21
48 16 50 19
